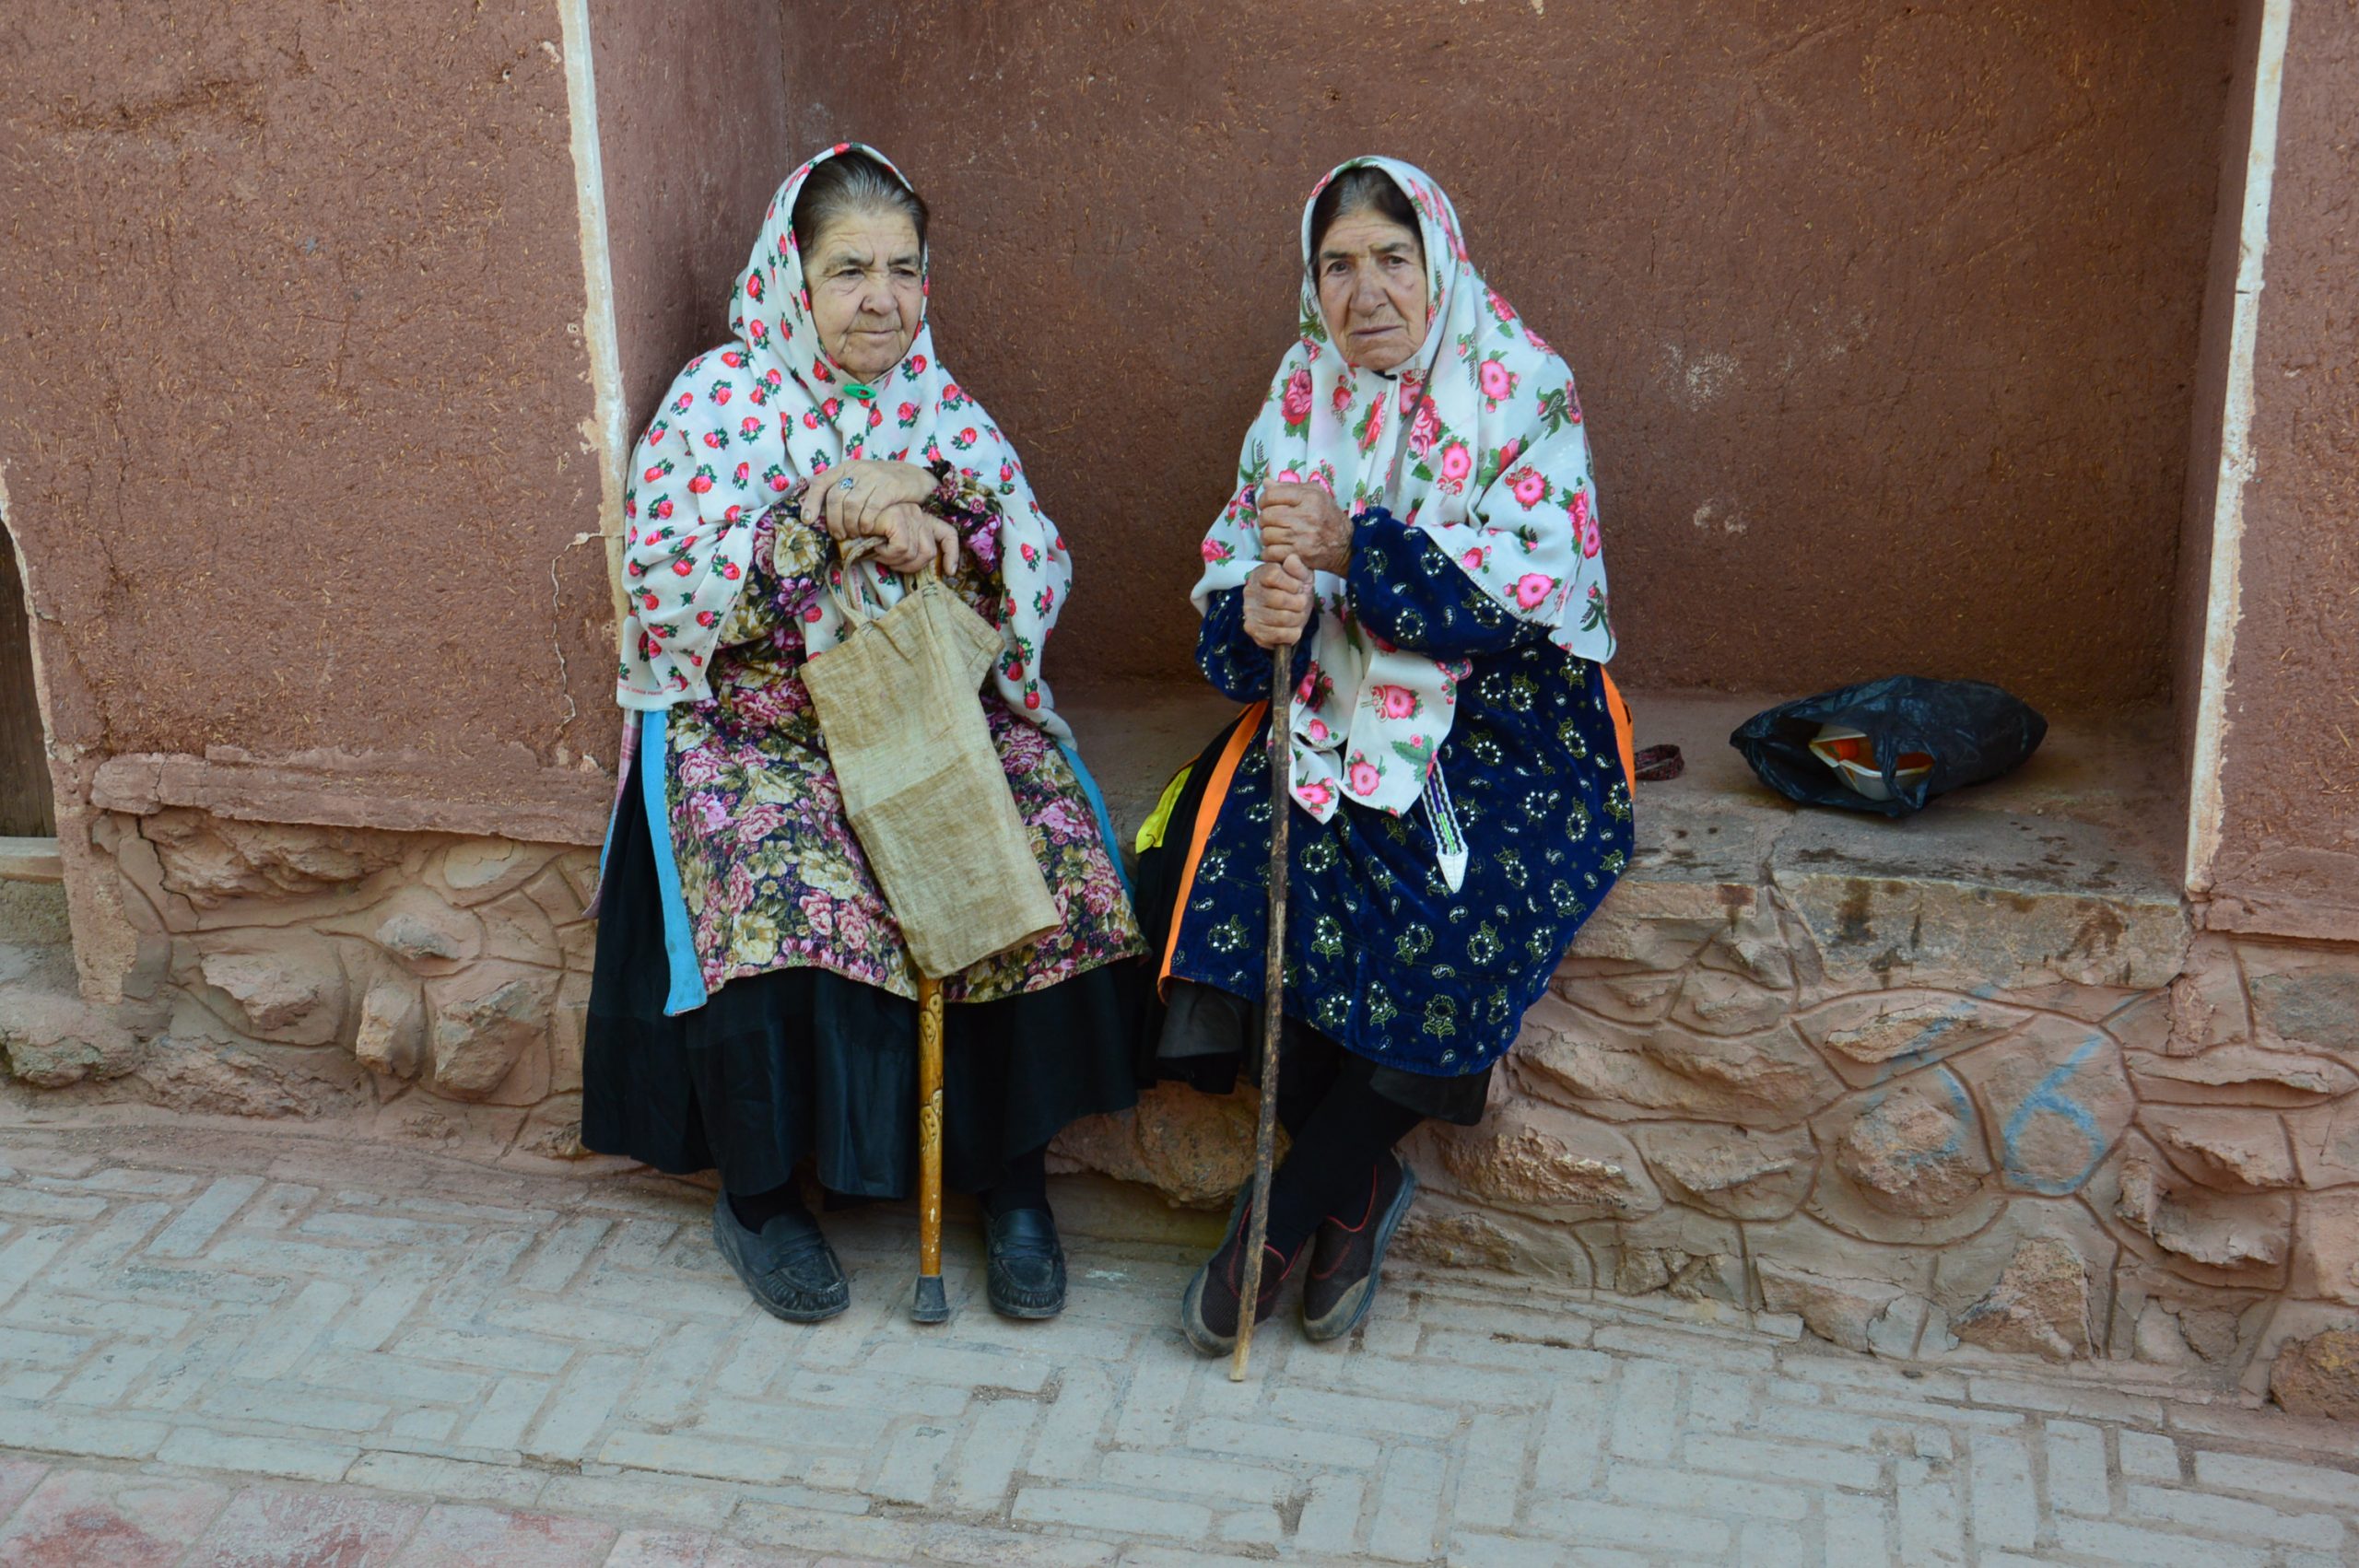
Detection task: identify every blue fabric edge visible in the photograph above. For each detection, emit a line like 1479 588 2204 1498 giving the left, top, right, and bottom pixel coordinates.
1055 739 1134 902
640 708 710 1017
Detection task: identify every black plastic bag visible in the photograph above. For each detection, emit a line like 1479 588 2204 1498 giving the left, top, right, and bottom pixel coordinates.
1730 676 2047 817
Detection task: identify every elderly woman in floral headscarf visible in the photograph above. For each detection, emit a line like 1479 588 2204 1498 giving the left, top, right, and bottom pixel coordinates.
1135 158 1635 1352
585 146 1142 1324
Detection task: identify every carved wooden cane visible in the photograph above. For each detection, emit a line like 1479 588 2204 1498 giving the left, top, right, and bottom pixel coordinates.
911 973 950 1324
1229 643 1293 1380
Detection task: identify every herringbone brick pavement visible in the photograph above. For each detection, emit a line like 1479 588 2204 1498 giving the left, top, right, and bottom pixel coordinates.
0 1127 2353 1566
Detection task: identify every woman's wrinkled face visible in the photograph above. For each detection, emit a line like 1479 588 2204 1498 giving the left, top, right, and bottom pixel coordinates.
807 208 923 381
1316 209 1429 373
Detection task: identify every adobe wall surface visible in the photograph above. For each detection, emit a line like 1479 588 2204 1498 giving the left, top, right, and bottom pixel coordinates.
588 0 798 440
2201 0 2359 940
775 0 2240 712
0 0 617 793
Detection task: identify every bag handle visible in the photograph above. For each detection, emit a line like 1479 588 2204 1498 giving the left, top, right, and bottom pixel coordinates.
821 534 943 627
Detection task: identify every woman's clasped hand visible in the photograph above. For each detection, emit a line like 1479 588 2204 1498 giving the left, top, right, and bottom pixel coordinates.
810 458 958 576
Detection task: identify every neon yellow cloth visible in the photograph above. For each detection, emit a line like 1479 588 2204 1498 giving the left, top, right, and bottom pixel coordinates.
1134 765 1194 855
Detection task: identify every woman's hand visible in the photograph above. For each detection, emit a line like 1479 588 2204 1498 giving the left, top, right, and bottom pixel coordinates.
867 502 960 577
1256 482 1351 576
1242 554 1316 649
818 460 936 542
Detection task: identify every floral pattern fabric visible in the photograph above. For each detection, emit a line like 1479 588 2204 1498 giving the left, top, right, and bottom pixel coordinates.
1193 157 1612 824
667 483 1141 1004
1171 509 1631 1074
616 144 1073 741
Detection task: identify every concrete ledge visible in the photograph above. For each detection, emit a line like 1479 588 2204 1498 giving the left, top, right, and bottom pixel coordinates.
0 837 63 883
90 754 613 847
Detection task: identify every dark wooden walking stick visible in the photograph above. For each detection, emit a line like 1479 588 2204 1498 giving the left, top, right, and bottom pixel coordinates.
1229 641 1294 1381
912 971 950 1324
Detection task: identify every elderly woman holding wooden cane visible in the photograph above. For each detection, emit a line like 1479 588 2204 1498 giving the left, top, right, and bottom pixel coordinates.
584 146 1143 1324
1135 158 1637 1353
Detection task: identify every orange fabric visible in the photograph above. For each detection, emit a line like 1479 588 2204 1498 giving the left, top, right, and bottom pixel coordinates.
1599 667 1637 793
1155 701 1268 996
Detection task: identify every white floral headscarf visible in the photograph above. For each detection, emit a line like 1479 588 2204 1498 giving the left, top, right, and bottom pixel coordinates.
1192 157 1612 821
616 144 1074 738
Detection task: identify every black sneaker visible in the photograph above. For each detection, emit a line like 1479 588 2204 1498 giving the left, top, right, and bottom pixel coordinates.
1179 1188 1298 1356
710 1190 850 1323
1301 1153 1418 1343
986 1208 1066 1319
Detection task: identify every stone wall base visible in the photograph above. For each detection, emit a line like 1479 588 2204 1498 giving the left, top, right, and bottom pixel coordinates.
4 805 2354 1420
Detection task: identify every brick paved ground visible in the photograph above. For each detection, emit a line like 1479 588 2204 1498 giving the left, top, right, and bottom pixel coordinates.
0 1127 2353 1567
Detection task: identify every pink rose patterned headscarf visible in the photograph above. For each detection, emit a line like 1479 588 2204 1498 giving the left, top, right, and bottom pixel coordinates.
615 144 1074 738
1192 157 1612 823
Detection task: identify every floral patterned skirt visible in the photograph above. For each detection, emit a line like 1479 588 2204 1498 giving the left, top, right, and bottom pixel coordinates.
665 651 1142 1001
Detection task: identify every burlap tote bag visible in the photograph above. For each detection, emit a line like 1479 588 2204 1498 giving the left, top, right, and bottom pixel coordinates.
800 549 1061 979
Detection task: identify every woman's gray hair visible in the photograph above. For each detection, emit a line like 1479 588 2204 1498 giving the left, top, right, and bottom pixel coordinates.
1309 166 1420 259
792 151 930 258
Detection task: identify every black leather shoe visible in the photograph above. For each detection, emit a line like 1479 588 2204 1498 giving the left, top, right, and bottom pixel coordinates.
1302 1153 1418 1343
1180 1188 1297 1356
710 1191 850 1323
985 1208 1067 1319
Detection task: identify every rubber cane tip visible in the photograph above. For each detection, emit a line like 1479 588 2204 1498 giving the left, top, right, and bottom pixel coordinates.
911 1273 950 1325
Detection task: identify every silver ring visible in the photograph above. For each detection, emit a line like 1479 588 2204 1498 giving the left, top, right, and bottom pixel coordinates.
836 475 858 491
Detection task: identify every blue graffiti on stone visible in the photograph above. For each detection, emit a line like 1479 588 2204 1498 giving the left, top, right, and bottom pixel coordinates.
1999 1031 2109 1195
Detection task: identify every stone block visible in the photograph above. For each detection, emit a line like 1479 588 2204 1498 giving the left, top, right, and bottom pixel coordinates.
0 991 143 1087
2293 1192 2359 1306
2127 1045 2358 1107
352 978 426 1080
1695 919 1796 990
433 840 546 905
1794 989 2027 1088
1957 1015 2133 1197
2242 945 2359 1055
1951 1237 2093 1363
2270 1327 2359 1422
1629 1122 1813 1220
1552 962 1684 1026
1392 1199 1520 1273
1566 877 1758 971
1050 1084 1268 1209
549 973 590 1096
2287 1098 2359 1189
523 862 589 928
1755 1258 1913 1354
1668 967 1791 1036
2130 1298 2198 1366
367 889 483 972
477 887 561 967
2105 990 2172 1056
2140 1106 2297 1191
1771 812 2189 994
1520 1002 1841 1129
2166 934 2250 1056
1428 1101 1661 1223
145 810 411 909
195 934 347 1046
427 961 556 1101
1829 1069 1990 1219
2106 1143 2294 1282
1386 1189 1595 1284
134 1034 364 1118
1582 1209 1743 1303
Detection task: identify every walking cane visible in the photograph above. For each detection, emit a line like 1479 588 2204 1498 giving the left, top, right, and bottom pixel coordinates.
912 971 951 1324
1229 640 1294 1381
